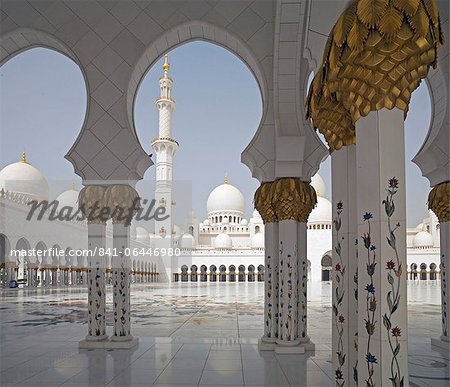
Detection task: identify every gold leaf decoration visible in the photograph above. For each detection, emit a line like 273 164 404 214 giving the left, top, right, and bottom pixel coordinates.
378 4 403 40
306 0 443 152
428 181 450 223
392 0 420 15
357 0 389 27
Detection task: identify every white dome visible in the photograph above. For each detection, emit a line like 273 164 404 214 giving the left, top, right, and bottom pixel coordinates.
180 233 195 249
415 223 424 231
0 159 49 200
413 231 434 248
214 233 233 249
240 219 248 226
203 219 210 226
309 196 332 223
136 227 149 243
207 183 245 214
56 187 79 209
311 174 326 198
251 232 264 248
252 209 262 219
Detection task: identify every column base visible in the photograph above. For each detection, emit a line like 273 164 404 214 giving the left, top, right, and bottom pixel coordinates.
258 337 277 351
258 338 315 354
431 336 450 350
79 336 139 349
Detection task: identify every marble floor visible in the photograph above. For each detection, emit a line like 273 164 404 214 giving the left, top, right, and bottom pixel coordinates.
0 282 448 386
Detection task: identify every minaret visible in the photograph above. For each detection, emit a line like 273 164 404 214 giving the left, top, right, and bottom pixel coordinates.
151 54 178 240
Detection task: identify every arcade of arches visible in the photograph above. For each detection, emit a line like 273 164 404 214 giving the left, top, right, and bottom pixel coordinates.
0 1 449 386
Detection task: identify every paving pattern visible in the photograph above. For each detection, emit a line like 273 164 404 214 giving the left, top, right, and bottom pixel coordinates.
0 282 448 386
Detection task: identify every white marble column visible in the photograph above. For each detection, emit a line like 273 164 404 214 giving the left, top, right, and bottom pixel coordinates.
260 222 279 348
296 222 310 345
356 109 408 387
111 222 137 347
331 144 358 386
429 182 450 350
106 184 139 348
81 222 108 345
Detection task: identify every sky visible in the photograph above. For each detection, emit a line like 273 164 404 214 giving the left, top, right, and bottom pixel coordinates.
0 43 432 226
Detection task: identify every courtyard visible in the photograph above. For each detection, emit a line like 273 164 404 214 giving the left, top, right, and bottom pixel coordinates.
0 282 448 386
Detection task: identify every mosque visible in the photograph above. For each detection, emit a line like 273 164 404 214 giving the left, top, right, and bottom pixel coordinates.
0 57 441 285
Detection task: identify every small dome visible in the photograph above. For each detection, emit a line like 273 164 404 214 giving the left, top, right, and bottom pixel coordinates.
251 232 264 248
415 223 424 231
180 233 195 249
130 224 137 240
240 219 248 226
203 219 210 226
136 227 149 243
214 233 233 249
0 157 49 200
309 197 332 223
207 183 245 214
413 231 434 248
56 186 79 209
252 209 262 219
311 174 326 198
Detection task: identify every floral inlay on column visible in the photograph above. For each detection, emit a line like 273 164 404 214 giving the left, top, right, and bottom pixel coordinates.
353 238 358 384
382 177 404 387
333 201 346 387
361 211 377 387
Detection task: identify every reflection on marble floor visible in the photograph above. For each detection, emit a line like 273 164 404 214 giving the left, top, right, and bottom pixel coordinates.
0 282 448 386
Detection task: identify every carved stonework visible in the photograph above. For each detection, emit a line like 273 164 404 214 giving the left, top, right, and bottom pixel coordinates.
272 178 317 223
105 184 140 225
254 182 277 224
255 179 317 224
428 181 450 223
306 0 443 151
78 185 107 224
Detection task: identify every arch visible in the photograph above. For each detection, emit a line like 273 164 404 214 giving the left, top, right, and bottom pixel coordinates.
210 264 217 282
127 21 267 148
257 264 264 282
190 264 198 282
420 263 428 281
0 234 11 265
200 265 207 282
321 252 332 282
181 264 188 282
238 264 246 282
35 241 48 266
0 28 90 176
219 264 227 282
412 67 449 186
229 265 236 282
248 265 255 282
430 262 438 280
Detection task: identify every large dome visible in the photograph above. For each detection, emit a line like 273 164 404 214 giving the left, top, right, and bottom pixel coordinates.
413 231 434 248
309 196 332 223
311 174 326 198
56 186 79 209
0 156 49 201
214 232 233 249
207 183 245 214
251 232 264 249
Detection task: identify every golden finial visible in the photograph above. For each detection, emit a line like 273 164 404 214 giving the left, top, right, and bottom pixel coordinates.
163 54 170 72
21 151 27 163
225 173 228 184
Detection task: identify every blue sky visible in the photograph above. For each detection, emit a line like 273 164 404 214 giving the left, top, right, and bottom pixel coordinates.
0 43 432 226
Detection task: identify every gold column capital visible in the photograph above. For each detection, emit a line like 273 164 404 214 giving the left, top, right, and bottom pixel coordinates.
428 181 450 223
254 178 317 224
306 0 443 152
78 185 108 224
105 184 140 225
